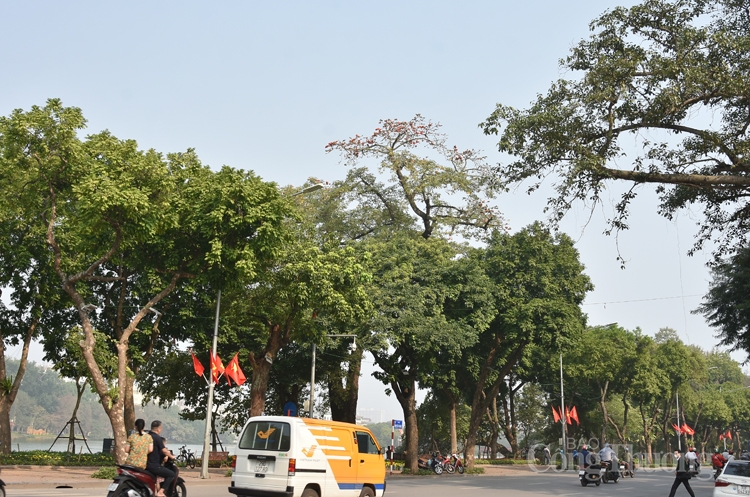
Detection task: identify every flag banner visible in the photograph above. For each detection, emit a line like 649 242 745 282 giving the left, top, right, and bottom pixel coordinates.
682 424 695 436
672 423 681 433
727 430 733 440
570 406 580 424
191 350 205 377
211 352 225 384
552 406 560 423
226 353 247 386
565 407 572 425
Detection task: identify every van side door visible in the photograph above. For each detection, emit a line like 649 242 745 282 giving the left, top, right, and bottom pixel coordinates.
355 431 384 491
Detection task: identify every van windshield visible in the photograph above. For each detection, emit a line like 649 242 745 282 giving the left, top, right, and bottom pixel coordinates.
239 421 291 451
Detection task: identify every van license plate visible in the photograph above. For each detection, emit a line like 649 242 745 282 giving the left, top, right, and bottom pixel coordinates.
107 483 119 492
255 462 269 473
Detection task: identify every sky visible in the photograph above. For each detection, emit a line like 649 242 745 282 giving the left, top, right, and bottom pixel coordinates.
0 1 733 423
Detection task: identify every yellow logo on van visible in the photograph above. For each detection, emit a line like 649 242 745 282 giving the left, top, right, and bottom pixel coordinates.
302 445 317 457
257 428 276 439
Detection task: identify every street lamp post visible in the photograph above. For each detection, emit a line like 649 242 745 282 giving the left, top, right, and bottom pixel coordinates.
200 290 221 479
309 334 356 418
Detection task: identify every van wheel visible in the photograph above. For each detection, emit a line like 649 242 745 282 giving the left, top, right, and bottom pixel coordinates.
359 487 375 497
302 488 320 497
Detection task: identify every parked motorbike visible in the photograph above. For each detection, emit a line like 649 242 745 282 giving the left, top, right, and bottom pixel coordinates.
106 460 186 497
445 454 465 474
416 453 446 474
0 466 6 497
600 460 621 483
578 464 602 487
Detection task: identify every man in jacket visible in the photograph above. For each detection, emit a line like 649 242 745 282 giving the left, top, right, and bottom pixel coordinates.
668 449 696 497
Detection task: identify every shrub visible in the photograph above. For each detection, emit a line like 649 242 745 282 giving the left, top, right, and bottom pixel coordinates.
91 466 117 479
1 450 116 466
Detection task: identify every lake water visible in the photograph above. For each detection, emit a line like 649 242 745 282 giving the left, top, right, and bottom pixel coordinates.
12 439 235 456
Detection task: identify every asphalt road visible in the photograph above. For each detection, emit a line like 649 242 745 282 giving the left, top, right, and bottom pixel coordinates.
3 468 719 497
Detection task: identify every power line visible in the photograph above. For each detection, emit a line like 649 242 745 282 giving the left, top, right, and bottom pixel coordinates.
582 294 702 306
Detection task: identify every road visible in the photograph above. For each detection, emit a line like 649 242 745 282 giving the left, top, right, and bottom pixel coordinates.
4 468 718 496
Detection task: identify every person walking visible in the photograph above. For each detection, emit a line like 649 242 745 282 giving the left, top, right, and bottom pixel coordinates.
543 445 551 465
668 449 696 497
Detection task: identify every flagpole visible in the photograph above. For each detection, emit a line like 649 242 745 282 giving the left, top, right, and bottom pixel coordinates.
560 353 567 469
200 289 221 479
676 391 681 452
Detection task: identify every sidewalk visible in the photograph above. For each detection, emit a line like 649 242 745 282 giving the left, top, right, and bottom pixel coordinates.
0 466 231 489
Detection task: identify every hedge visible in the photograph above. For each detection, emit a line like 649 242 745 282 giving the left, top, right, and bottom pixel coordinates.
0 450 116 466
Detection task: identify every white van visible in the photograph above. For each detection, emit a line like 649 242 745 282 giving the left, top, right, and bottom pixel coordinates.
229 416 386 497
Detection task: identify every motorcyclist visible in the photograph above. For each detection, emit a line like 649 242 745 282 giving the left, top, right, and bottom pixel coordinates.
712 449 727 478
579 444 591 469
685 446 699 476
622 446 633 475
599 443 615 466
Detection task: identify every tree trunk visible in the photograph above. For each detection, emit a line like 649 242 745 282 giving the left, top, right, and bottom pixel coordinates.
123 375 136 435
500 392 517 458
464 341 526 469
446 390 457 454
488 399 499 460
248 323 289 417
599 380 610 445
391 375 418 473
328 346 362 423
0 315 38 454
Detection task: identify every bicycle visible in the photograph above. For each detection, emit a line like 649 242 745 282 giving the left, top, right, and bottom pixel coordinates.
175 445 197 469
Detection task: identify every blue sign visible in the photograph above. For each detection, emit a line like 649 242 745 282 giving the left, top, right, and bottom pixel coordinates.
393 420 403 429
283 402 297 416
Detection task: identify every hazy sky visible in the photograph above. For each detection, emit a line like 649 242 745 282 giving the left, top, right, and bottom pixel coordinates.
1 1 730 422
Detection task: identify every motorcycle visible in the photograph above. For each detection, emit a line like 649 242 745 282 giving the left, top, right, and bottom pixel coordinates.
621 460 635 478
106 460 186 497
0 466 6 497
578 464 602 487
600 460 621 483
417 453 445 474
445 454 465 474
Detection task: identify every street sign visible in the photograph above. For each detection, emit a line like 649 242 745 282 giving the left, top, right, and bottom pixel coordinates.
283 402 297 416
393 420 403 429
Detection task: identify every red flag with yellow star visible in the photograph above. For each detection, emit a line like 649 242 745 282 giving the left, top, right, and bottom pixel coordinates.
225 353 247 386
210 352 225 384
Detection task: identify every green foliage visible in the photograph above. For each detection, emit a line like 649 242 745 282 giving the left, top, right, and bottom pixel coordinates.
696 247 750 360
1 450 115 466
481 0 750 260
91 466 117 478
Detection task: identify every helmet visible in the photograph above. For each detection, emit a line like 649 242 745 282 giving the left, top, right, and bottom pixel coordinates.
624 447 629 452
604 443 611 448
582 444 588 450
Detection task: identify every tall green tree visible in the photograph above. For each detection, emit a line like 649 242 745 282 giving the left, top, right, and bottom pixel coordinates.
481 0 750 261
366 234 495 472
326 116 502 471
0 99 291 463
462 224 592 468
